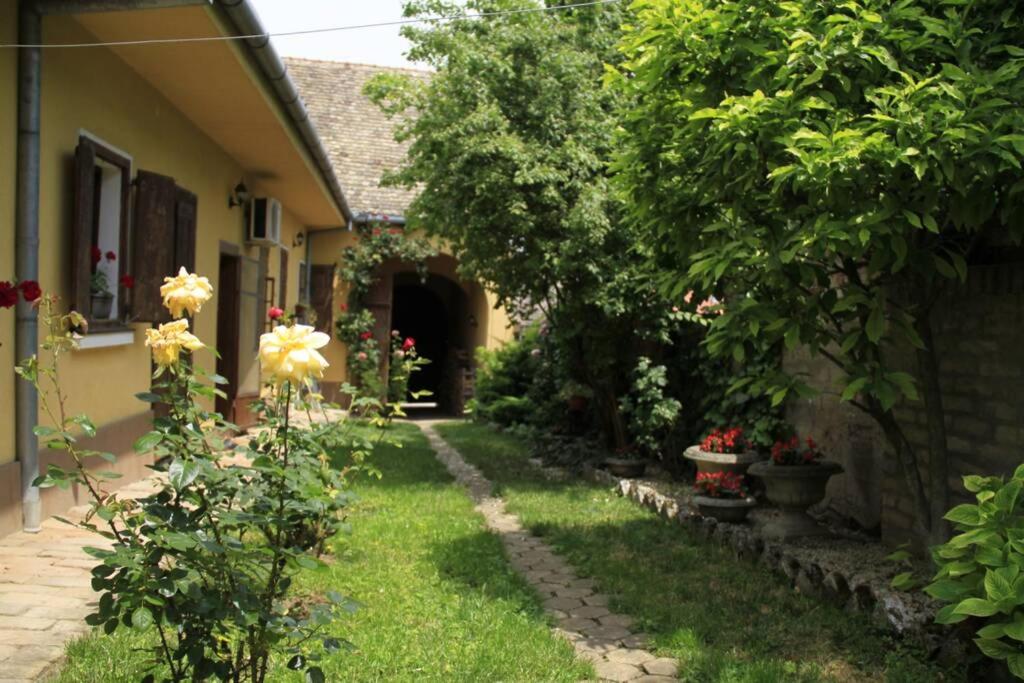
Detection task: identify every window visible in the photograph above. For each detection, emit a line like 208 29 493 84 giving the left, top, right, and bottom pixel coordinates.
72 134 197 325
71 134 131 326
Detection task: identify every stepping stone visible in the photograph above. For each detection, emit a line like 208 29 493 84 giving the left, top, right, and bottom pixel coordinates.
584 594 610 607
634 676 677 682
599 614 635 629
594 660 643 682
607 648 655 666
569 605 610 620
643 658 679 677
544 597 583 611
588 624 633 641
559 616 599 632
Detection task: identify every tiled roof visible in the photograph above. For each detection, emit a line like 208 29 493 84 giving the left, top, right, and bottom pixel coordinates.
285 57 430 218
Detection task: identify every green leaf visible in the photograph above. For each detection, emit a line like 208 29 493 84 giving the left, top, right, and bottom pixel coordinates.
131 607 153 631
945 504 982 526
925 579 967 602
168 459 200 491
133 432 163 454
996 480 1022 514
935 603 968 624
1007 654 1024 679
975 636 1017 660
953 597 999 617
986 569 1015 602
134 392 163 404
306 667 326 683
865 306 884 343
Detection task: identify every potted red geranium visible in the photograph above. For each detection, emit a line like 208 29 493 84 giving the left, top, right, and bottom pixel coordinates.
748 435 843 540
683 426 762 475
692 471 756 523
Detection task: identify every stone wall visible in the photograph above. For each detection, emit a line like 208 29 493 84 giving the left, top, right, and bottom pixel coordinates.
786 258 1024 546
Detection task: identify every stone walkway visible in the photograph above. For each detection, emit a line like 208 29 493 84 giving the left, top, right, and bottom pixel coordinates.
0 475 165 682
418 421 679 682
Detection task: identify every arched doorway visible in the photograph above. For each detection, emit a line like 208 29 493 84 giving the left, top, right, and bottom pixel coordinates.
390 272 470 411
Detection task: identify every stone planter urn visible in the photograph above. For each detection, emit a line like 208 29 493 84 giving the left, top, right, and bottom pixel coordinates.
604 458 646 479
748 460 843 540
684 445 762 476
91 292 114 320
693 495 757 524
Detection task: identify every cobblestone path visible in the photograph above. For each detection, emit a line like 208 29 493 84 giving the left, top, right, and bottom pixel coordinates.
0 475 164 682
418 421 680 682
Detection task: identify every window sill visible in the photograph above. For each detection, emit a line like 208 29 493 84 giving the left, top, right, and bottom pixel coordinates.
75 327 136 350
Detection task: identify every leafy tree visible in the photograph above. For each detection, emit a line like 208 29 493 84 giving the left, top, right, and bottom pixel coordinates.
612 0 1024 539
367 0 669 447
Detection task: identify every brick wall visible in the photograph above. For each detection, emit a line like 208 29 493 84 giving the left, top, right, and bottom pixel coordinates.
786 260 1024 546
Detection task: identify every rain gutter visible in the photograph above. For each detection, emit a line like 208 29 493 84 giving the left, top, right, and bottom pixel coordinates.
214 0 353 224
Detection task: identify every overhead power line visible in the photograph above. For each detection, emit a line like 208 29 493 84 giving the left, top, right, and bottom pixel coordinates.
0 0 622 49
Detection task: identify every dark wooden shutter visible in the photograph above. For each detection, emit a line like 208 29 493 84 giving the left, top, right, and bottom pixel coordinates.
278 250 288 307
309 264 335 334
132 171 177 322
174 187 197 273
71 139 97 316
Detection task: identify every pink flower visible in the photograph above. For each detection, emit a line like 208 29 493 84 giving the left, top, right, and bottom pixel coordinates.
402 337 415 351
671 306 680 313
267 306 284 321
356 352 367 361
683 290 694 304
394 350 406 359
530 348 541 357
391 329 401 337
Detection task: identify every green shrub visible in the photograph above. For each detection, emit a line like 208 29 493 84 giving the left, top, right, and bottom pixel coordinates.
927 467 1024 678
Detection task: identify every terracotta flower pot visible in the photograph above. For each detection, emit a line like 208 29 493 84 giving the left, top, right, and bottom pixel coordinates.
604 458 646 478
748 460 843 540
684 445 762 476
693 495 757 524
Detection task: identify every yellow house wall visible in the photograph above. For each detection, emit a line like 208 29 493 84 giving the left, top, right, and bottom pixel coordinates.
0 12 317 472
0 1 17 466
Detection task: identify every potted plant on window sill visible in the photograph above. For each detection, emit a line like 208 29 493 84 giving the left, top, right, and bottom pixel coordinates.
684 426 762 475
692 471 757 523
748 435 843 540
604 444 646 478
90 248 116 320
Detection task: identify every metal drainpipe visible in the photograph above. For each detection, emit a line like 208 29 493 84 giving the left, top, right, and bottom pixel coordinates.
15 4 42 533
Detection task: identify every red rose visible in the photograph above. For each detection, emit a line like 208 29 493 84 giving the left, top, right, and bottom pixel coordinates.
90 246 102 266
402 337 415 351
268 306 284 320
0 282 17 308
119 274 135 289
360 331 373 341
18 280 41 303
105 250 116 262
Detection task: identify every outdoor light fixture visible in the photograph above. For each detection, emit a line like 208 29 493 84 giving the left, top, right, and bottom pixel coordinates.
228 180 250 208
293 232 305 248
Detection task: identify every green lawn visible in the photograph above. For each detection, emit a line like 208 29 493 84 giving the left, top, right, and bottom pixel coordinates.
55 422 589 682
435 421 959 683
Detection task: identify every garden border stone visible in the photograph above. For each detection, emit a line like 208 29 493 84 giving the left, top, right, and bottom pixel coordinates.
525 458 960 656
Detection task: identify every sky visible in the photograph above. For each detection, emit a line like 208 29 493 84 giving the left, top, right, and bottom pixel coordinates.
248 0 416 68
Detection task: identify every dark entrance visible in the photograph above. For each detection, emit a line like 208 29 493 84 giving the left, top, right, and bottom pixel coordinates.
389 273 470 409
216 251 241 420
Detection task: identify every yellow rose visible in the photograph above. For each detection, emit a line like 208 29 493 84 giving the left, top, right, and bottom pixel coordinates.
259 324 330 386
144 319 204 367
160 267 213 319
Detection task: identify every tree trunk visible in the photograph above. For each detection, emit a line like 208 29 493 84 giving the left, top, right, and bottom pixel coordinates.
871 400 931 539
915 307 951 546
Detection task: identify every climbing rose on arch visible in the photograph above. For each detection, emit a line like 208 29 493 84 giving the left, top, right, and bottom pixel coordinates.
18 280 41 303
402 337 415 352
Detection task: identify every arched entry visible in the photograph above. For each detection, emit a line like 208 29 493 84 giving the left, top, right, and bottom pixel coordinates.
390 272 470 410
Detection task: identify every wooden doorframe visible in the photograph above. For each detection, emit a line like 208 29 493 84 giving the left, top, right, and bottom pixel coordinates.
216 242 242 420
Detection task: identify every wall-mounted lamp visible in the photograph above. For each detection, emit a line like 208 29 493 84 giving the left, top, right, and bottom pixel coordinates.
228 180 250 209
292 232 305 248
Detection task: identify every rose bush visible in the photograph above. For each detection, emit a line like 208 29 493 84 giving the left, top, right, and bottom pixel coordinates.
18 270 384 682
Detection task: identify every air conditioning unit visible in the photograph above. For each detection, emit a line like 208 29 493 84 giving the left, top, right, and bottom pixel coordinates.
247 197 282 246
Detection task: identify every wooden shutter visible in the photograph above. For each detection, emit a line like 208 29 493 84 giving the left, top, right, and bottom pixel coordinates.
132 171 177 322
71 139 97 316
278 249 288 307
309 264 335 334
174 187 197 273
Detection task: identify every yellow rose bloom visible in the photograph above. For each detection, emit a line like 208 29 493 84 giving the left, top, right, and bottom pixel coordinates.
259 324 330 386
160 267 213 319
144 319 204 367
